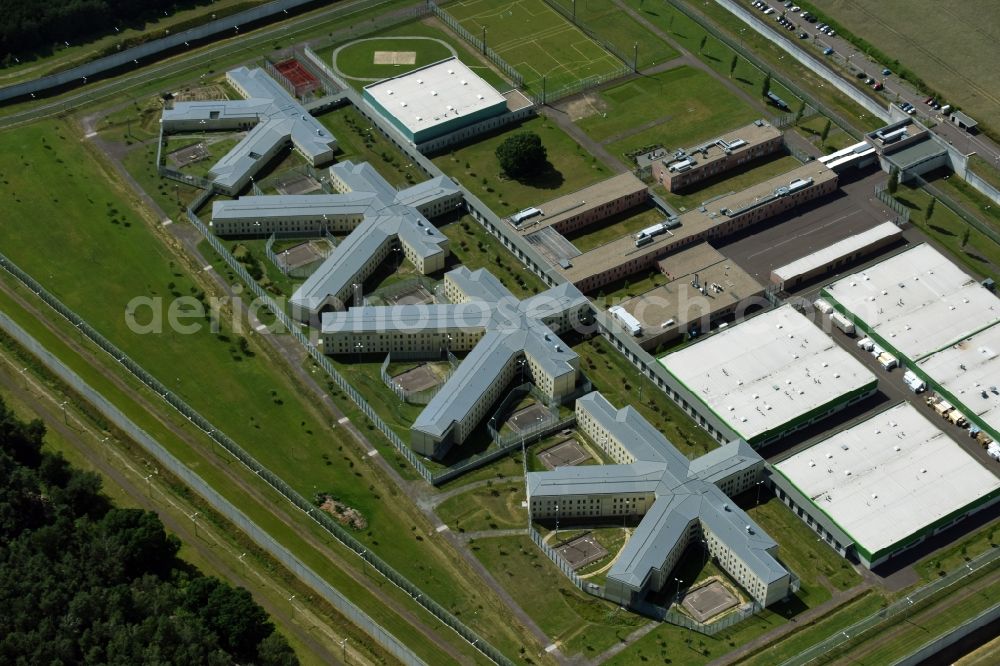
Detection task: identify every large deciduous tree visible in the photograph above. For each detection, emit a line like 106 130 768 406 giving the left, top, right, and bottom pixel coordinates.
496 132 547 178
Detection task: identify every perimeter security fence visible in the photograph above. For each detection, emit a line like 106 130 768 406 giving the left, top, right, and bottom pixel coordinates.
0 260 433 665
781 546 1000 666
665 0 863 141
426 1 524 88
0 237 513 666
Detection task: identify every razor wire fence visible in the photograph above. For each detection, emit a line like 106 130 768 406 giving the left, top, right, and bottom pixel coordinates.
874 183 911 224
528 526 589 589
0 239 515 666
781 545 1000 666
426 1 524 88
523 64 633 106
541 0 635 70
911 173 1000 247
0 308 429 666
665 0 863 141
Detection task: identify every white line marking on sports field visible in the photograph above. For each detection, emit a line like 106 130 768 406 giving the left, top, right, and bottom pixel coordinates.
337 416 350 425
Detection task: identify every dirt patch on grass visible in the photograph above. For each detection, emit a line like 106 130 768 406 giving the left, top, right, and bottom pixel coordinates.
317 494 368 530
565 93 609 122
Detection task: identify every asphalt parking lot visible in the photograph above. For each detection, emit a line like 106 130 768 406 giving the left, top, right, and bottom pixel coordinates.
717 168 897 283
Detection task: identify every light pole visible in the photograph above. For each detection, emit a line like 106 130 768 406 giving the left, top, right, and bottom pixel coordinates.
339 638 349 663
20 367 28 389
60 400 69 424
674 576 683 602
189 511 200 537
238 552 247 573
756 480 764 506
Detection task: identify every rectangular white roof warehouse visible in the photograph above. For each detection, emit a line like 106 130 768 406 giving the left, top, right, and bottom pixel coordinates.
821 243 1000 361
659 305 877 447
772 402 1000 568
917 322 1000 441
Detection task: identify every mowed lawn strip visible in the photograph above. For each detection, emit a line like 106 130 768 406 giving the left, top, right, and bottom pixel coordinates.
472 535 648 656
746 494 862 604
432 115 612 213
436 481 527 532
0 280 474 666
0 119 543 661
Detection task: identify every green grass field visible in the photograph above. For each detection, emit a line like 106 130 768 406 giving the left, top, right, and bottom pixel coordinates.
738 591 885 666
317 105 422 189
746 494 862 607
894 181 1000 285
447 0 623 90
572 66 761 160
547 0 680 69
472 535 649 655
432 115 612 212
573 336 718 457
0 276 483 666
442 216 549 298
317 19 511 92
810 0 1000 137
436 481 527 531
0 118 544 661
334 36 454 80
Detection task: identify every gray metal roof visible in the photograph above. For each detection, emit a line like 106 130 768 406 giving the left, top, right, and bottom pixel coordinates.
231 161 456 315
163 67 336 189
322 266 587 441
528 391 789 593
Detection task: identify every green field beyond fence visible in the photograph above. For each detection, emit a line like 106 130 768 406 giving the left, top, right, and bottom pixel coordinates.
446 0 622 91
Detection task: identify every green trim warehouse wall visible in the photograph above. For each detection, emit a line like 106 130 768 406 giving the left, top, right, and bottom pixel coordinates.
820 287 1000 444
362 87 507 144
770 455 1000 568
658 346 878 448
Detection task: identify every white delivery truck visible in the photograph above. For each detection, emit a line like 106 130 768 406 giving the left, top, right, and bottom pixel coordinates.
903 370 926 393
877 351 898 370
814 298 834 315
830 312 856 336
857 337 875 352
987 441 1000 461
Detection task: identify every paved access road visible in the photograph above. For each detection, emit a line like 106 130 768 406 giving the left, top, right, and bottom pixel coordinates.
721 0 1000 166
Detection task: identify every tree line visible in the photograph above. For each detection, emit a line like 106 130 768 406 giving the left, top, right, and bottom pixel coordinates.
0 0 203 58
0 397 298 665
